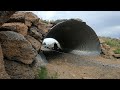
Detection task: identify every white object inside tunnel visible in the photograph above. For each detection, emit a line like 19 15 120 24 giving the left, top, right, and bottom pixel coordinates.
41 38 62 51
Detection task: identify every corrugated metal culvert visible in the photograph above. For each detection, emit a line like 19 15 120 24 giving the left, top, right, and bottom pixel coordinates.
44 19 101 56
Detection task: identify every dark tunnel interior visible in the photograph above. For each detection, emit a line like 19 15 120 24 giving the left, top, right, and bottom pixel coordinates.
45 19 101 56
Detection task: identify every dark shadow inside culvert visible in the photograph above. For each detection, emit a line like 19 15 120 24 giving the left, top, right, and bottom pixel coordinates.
44 19 101 56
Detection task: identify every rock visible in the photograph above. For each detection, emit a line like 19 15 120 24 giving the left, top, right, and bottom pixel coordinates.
25 35 41 51
101 48 109 55
0 31 37 64
6 11 48 37
7 12 26 23
25 20 32 28
0 44 10 79
99 38 105 44
33 53 48 67
101 43 110 51
100 43 114 59
0 23 28 36
0 11 16 26
28 26 43 42
4 59 35 79
25 12 39 26
7 11 26 23
4 54 46 79
113 54 120 59
36 20 49 34
7 11 39 27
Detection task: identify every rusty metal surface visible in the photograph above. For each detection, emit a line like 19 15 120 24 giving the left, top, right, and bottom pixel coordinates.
45 19 101 56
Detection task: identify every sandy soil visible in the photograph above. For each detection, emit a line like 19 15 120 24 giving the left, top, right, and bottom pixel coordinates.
44 52 120 79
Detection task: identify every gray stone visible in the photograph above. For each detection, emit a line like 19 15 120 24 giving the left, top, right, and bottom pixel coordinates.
28 26 43 41
4 59 35 79
0 44 10 79
0 11 16 26
7 11 39 27
25 35 41 51
34 53 48 67
0 31 37 64
113 54 120 58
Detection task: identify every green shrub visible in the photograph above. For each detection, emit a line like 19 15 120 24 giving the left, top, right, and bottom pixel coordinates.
105 39 120 47
38 67 58 79
114 49 120 54
38 67 48 79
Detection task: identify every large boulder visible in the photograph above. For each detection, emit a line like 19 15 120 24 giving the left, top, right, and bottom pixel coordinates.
0 23 28 36
0 11 16 26
7 12 39 27
0 31 37 64
25 12 39 26
25 35 41 51
4 59 36 79
6 11 25 23
0 44 10 79
4 53 46 79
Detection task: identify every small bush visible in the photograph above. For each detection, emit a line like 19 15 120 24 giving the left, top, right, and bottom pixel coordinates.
38 67 58 79
38 67 48 79
105 39 120 47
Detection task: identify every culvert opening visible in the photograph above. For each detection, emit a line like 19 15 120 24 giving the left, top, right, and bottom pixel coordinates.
42 19 101 58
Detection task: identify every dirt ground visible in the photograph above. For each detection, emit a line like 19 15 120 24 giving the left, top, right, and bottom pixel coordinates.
44 52 120 79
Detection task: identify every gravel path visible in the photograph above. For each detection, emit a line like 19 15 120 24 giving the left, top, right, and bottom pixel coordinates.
44 52 120 79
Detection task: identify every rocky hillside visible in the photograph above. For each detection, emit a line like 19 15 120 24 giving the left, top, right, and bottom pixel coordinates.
99 36 120 59
0 11 53 79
